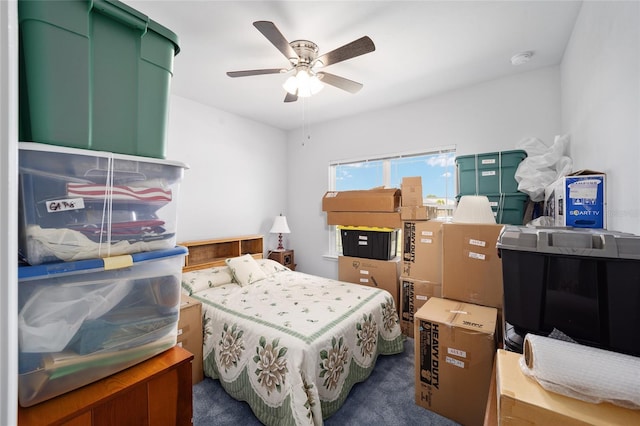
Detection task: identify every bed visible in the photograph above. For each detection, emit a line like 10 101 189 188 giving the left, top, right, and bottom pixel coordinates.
179 236 405 425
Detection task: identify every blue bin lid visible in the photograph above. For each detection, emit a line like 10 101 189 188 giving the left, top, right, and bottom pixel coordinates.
18 246 188 281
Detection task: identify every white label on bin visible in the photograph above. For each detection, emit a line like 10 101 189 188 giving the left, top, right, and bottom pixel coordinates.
420 238 433 244
46 198 85 213
358 241 369 246
489 202 498 207
448 347 467 358
360 270 369 275
469 239 486 247
358 235 368 241
359 278 369 283
481 170 496 177
416 295 429 301
446 356 465 369
482 159 496 165
421 231 434 236
469 251 486 261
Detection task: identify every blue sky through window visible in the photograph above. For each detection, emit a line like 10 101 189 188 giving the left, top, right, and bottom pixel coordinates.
334 151 456 202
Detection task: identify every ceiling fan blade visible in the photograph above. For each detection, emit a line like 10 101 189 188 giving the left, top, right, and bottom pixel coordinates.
317 72 363 94
315 36 375 67
253 21 298 61
227 68 285 77
284 92 298 103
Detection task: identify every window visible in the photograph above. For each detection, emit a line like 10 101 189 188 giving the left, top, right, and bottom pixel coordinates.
328 148 456 255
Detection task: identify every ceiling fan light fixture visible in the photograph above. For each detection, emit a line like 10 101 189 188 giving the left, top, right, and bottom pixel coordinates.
282 68 324 97
283 75 298 95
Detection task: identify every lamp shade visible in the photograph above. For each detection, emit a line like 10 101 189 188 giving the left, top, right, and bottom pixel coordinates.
452 195 496 224
270 215 291 234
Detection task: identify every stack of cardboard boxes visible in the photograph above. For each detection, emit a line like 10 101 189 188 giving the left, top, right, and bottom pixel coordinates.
399 177 503 426
323 188 403 312
323 180 504 426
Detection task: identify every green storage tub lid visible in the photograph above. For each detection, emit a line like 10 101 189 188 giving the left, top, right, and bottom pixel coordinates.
95 0 180 54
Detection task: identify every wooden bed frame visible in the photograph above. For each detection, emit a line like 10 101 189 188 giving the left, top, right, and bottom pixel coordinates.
178 235 264 272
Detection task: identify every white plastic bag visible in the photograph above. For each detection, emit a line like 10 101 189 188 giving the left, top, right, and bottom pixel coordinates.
18 280 134 352
515 135 573 201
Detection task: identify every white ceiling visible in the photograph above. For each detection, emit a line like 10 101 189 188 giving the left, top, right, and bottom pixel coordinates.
126 1 582 131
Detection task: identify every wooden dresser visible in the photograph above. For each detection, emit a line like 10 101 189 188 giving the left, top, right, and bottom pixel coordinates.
18 346 193 426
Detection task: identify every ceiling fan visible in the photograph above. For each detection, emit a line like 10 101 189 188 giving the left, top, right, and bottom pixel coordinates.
226 21 375 103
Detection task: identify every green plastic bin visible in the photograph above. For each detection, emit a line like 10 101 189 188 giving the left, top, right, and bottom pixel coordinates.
19 0 180 159
455 150 527 195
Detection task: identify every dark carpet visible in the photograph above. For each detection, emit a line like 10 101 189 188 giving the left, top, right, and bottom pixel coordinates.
192 337 460 425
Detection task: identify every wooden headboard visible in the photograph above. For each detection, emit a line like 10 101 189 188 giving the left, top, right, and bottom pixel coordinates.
178 235 264 272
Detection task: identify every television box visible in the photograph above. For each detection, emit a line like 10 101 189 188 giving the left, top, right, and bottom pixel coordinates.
339 226 398 261
17 246 187 407
496 349 640 425
497 225 640 356
322 188 400 212
455 149 527 195
400 205 438 221
18 142 187 265
401 176 423 207
338 255 400 312
18 0 180 158
326 211 402 229
399 276 441 338
414 297 497 426
401 220 444 283
441 222 504 309
544 170 606 229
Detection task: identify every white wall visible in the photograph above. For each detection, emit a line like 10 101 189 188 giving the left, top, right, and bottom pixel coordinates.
0 0 18 424
167 95 289 250
561 1 640 234
286 67 562 278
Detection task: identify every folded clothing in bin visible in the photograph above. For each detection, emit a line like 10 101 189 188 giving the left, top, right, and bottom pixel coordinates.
18 142 187 265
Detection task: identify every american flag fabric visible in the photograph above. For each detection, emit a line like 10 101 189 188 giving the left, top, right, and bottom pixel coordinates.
67 183 172 202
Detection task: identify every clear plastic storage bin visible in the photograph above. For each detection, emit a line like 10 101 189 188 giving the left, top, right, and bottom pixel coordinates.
18 246 187 407
19 142 187 265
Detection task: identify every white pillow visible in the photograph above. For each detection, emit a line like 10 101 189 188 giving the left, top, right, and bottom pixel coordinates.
256 258 290 275
225 254 267 286
181 266 235 295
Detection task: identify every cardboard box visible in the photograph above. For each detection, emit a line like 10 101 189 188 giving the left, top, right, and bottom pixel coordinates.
178 295 204 384
326 211 402 229
441 222 504 309
415 297 497 426
338 255 400 312
399 276 441 338
496 349 640 425
401 220 444 283
544 170 606 229
400 205 438 221
401 176 423 207
322 188 401 212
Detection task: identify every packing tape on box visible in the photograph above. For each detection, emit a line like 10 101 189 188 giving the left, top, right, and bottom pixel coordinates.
520 333 640 409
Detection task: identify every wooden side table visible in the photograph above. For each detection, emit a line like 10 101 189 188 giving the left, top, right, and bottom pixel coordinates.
18 346 193 426
178 295 204 384
268 249 296 271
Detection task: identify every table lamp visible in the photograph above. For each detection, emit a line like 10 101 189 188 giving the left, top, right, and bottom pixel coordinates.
269 214 291 250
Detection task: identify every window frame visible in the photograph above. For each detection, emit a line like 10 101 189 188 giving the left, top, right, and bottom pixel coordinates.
326 146 456 256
